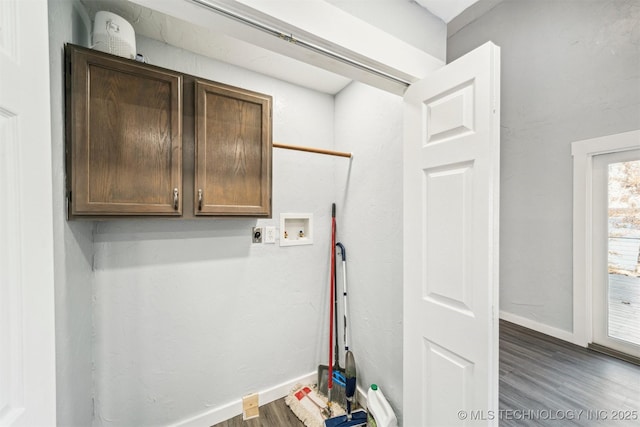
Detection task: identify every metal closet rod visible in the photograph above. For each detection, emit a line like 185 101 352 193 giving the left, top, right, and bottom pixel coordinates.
189 0 411 88
273 142 353 158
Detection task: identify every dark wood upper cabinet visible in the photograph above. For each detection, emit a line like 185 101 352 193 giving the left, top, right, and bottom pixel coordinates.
195 80 272 217
66 44 183 217
65 44 272 219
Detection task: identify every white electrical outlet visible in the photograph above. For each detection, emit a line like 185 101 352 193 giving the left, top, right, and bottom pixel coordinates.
264 226 276 243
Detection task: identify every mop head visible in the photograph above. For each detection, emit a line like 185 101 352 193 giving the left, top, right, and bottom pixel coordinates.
324 410 367 427
285 384 346 427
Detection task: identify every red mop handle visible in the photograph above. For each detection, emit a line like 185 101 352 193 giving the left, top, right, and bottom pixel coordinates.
328 203 336 391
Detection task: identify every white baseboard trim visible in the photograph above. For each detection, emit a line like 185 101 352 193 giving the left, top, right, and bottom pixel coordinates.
171 371 316 427
499 311 582 346
356 384 368 410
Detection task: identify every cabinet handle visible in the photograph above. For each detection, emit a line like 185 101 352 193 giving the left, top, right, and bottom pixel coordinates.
173 188 179 210
198 189 203 211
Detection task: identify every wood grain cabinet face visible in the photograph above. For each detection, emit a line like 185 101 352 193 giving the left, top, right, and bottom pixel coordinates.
194 80 272 217
66 45 182 216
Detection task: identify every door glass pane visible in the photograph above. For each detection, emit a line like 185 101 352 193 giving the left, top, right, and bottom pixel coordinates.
607 160 640 345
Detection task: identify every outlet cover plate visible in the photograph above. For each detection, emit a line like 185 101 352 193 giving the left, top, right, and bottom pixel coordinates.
264 226 276 243
252 227 262 243
242 393 259 420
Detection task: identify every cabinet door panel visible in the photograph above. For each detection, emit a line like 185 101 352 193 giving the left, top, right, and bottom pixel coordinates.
68 46 182 216
195 80 272 216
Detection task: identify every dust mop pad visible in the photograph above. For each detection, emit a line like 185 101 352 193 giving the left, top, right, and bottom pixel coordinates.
286 384 346 427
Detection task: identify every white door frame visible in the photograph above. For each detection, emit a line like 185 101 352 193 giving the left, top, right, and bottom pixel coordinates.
0 0 57 425
571 129 640 347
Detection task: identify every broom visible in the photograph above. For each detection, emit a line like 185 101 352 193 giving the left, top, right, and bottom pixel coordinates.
318 204 346 405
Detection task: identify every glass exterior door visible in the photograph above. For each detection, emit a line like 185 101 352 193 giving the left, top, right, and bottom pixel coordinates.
592 149 640 357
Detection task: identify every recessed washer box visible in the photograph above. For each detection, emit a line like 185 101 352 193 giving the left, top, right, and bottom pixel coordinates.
280 213 313 246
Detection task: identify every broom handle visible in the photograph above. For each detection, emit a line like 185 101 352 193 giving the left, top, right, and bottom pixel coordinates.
299 388 328 413
334 231 340 369
328 204 336 393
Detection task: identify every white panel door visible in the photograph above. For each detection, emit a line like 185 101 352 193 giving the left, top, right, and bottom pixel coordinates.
403 42 500 426
0 0 57 425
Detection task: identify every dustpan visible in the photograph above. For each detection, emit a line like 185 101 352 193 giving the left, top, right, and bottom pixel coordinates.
317 365 346 404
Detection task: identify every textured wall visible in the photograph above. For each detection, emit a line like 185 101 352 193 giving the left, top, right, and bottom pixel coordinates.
334 82 404 423
448 0 640 332
91 36 336 426
48 1 96 426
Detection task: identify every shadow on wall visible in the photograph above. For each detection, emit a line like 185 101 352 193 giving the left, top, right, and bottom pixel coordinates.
92 219 259 268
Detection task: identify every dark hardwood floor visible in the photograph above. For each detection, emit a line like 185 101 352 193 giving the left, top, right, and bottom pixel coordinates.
214 321 640 426
500 320 640 426
212 397 305 427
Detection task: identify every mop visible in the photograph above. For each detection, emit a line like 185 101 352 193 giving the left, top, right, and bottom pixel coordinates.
285 384 346 427
325 243 367 427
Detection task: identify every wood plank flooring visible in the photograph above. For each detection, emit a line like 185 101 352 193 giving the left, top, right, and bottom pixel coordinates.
212 397 305 427
214 321 640 426
500 320 640 426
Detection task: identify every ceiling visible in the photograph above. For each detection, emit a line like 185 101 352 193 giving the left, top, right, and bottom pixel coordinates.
81 0 355 93
80 0 479 94
416 0 480 23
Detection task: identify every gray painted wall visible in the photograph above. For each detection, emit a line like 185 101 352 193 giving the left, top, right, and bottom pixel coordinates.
334 81 405 423
48 1 95 426
448 0 640 332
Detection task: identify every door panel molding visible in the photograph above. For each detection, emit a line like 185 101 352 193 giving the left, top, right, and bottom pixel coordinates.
423 339 474 426
423 161 475 315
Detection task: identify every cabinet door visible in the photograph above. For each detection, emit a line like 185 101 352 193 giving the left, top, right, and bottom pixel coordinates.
194 80 272 217
66 45 182 216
